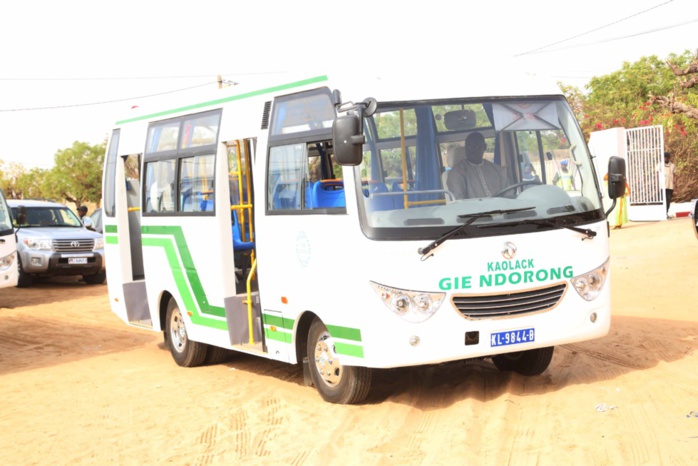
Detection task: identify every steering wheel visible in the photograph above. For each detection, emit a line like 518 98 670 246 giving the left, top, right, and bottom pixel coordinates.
491 180 543 198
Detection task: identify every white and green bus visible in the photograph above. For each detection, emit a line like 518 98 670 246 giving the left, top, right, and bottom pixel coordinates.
0 187 18 289
102 73 627 404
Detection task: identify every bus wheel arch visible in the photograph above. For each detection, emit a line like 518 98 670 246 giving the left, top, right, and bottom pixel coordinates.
164 295 208 367
159 290 174 334
306 317 372 404
294 311 318 366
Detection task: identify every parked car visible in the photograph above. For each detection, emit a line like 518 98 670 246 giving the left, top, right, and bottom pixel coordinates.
87 207 102 234
9 200 105 287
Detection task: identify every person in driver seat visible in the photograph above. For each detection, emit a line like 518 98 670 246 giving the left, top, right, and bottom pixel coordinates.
444 132 509 199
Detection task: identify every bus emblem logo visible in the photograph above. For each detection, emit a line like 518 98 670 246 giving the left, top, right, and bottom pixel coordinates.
501 242 517 260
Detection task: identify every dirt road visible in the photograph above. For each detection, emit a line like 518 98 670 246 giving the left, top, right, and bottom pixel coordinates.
1 219 697 465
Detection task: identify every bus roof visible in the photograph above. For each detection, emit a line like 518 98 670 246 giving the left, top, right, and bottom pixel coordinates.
114 71 563 127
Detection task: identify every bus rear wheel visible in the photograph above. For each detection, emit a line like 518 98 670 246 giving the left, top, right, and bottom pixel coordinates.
307 318 372 404
492 346 554 376
165 298 207 367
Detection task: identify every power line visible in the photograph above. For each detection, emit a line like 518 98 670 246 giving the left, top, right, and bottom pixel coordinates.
0 71 286 82
521 17 698 55
0 81 216 112
514 0 676 57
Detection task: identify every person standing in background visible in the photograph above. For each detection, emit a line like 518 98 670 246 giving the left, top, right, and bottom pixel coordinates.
77 205 88 221
657 152 675 218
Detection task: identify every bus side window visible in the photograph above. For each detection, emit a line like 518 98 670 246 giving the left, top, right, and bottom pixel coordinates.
267 142 345 212
144 160 176 213
268 143 307 211
179 155 215 213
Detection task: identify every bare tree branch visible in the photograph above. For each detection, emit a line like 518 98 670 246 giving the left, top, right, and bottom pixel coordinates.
650 93 698 119
679 74 698 89
666 49 698 76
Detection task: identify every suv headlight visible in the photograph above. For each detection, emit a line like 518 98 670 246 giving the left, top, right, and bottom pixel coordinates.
23 237 53 250
570 258 609 301
93 237 104 250
370 281 445 323
0 252 15 271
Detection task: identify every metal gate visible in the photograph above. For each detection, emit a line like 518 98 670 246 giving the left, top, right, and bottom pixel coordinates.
626 126 665 221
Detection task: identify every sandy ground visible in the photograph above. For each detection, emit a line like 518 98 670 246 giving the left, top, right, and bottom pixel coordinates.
1 218 697 465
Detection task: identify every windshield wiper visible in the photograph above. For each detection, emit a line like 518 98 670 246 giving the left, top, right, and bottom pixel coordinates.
418 207 535 260
478 218 597 240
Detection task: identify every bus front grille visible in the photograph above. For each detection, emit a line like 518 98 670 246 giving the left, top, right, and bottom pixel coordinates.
53 239 95 252
451 283 567 319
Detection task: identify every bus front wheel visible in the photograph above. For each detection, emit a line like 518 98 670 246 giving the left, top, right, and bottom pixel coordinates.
307 318 372 404
165 298 207 367
492 346 554 376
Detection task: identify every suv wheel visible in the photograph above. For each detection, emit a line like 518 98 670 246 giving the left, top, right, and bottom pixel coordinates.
16 258 34 288
83 272 106 285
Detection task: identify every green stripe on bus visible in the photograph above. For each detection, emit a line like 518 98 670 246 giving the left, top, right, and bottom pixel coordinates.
106 236 118 244
142 225 225 318
262 313 295 330
105 225 117 233
141 237 225 330
116 75 329 124
326 325 362 342
265 328 293 344
334 342 364 358
140 230 227 332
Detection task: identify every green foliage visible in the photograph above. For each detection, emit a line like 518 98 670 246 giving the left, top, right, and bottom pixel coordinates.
0 141 105 206
45 141 105 208
561 50 698 202
0 162 48 199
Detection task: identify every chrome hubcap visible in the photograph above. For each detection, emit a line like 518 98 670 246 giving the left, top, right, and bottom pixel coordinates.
169 307 187 353
313 331 342 387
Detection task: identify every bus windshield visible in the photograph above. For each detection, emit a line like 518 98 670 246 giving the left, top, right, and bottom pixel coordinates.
355 97 603 240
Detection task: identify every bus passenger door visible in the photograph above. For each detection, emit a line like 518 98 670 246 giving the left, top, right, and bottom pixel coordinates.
103 128 152 327
224 139 263 347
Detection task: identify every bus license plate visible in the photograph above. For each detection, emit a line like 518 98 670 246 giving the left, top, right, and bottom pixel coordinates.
490 328 535 347
68 258 88 265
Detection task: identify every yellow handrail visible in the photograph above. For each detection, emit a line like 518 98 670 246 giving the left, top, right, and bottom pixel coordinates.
246 258 258 345
399 108 409 209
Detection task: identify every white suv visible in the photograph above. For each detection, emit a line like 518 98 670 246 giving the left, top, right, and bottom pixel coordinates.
9 200 105 287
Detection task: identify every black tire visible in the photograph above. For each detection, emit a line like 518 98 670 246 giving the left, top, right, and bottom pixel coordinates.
165 298 208 367
83 272 106 285
16 258 33 288
307 318 372 404
204 345 233 365
492 346 554 376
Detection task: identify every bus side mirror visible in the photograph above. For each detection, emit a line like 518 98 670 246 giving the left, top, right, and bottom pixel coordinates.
607 156 627 199
332 114 364 166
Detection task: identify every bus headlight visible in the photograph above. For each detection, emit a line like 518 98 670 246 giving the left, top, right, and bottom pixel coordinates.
570 259 609 301
0 252 15 271
370 281 445 323
23 237 52 250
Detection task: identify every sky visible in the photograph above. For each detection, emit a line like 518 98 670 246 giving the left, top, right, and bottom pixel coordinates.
0 0 696 170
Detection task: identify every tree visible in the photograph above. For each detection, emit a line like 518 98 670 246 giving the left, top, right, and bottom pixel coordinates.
650 50 698 119
561 50 698 202
43 141 106 209
0 161 47 199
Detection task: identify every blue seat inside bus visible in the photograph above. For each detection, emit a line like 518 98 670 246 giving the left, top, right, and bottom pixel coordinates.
199 194 214 212
232 210 254 251
311 180 345 208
